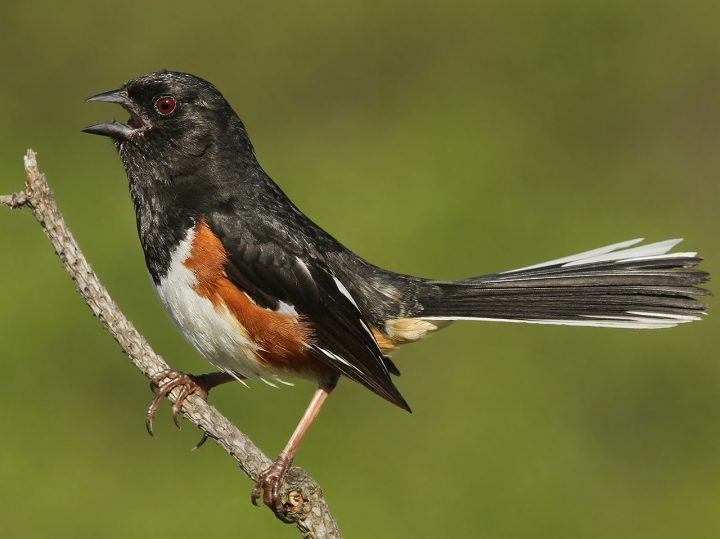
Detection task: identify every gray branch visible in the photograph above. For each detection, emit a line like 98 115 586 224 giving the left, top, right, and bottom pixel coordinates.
1 150 341 539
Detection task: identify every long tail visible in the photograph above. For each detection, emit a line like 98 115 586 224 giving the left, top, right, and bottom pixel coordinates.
413 238 710 329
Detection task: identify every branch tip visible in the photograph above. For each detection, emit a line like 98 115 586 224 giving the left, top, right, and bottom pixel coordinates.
0 191 28 208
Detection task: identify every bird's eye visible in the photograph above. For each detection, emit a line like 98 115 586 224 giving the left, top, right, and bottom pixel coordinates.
154 96 176 115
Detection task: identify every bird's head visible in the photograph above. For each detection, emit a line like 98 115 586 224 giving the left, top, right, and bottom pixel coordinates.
84 71 255 177
84 71 234 140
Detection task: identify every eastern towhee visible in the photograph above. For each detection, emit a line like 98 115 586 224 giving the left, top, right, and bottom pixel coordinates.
84 71 710 516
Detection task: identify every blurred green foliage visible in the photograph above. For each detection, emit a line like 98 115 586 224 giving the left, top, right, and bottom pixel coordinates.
1 1 718 537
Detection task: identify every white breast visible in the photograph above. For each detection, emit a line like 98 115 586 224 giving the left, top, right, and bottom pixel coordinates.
152 227 268 380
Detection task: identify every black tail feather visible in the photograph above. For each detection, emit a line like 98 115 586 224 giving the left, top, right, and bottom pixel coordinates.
413 240 710 329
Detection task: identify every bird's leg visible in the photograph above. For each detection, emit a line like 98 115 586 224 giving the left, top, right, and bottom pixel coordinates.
146 370 239 435
252 384 333 517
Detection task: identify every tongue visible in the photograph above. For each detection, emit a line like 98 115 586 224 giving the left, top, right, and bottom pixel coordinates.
128 116 142 129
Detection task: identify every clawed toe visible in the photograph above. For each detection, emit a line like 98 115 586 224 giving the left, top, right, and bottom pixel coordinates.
145 370 209 436
251 455 292 518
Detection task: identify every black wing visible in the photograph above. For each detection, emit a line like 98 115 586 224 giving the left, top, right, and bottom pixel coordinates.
206 214 411 411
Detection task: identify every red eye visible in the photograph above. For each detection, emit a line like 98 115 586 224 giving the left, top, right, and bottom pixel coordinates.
154 96 176 115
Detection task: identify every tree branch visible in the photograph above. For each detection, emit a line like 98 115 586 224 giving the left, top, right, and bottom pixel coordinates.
2 150 341 538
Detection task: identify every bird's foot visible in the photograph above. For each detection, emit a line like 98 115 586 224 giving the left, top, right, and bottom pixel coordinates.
145 370 229 435
251 454 293 518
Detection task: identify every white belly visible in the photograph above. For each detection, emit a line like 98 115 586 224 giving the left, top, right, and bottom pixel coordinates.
152 228 267 380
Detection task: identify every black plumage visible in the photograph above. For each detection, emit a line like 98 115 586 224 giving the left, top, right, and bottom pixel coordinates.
414 255 709 324
83 69 710 405
82 68 712 406
205 215 410 410
83 70 710 515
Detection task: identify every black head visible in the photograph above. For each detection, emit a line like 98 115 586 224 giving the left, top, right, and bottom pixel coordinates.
85 71 225 140
83 71 255 172
84 72 264 282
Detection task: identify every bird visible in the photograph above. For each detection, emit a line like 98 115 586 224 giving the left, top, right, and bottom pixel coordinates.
83 70 710 516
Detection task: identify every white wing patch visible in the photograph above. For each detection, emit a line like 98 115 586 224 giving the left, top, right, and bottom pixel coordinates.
313 345 364 375
331 275 376 339
333 276 359 308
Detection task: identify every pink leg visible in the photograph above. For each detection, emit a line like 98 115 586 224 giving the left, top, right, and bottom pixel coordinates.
251 385 333 516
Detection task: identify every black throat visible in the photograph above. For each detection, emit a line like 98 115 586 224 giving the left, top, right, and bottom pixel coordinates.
122 146 198 284
116 119 260 284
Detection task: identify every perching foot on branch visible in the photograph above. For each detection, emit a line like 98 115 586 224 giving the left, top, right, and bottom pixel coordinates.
146 370 238 435
252 454 293 518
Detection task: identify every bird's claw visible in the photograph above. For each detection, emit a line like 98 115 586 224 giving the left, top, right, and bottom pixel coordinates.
251 455 292 518
145 369 209 436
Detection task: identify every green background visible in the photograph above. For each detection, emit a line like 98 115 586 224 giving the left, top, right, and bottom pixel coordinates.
1 1 718 537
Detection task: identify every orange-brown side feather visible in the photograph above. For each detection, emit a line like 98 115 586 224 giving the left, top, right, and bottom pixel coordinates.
371 327 397 353
183 218 328 377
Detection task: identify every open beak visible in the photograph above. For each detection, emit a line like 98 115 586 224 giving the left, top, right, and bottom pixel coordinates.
83 88 147 139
